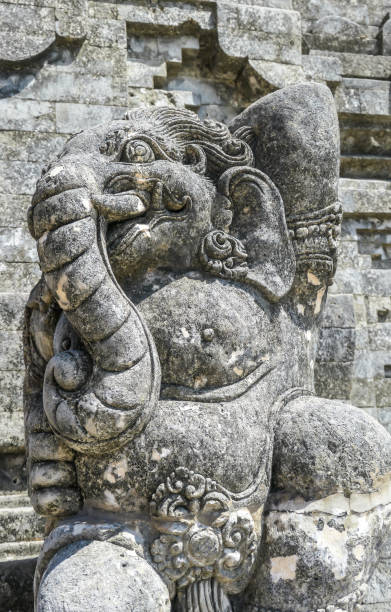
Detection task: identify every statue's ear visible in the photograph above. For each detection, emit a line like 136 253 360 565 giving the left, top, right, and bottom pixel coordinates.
218 167 295 302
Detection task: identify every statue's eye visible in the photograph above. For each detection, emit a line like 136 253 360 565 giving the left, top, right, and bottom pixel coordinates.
121 139 155 163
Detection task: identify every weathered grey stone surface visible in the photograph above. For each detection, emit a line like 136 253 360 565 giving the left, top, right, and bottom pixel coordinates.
38 540 171 611
19 81 391 612
1 0 391 609
0 4 56 63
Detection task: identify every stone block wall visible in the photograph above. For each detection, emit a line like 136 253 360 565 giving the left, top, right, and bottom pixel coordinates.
0 0 390 609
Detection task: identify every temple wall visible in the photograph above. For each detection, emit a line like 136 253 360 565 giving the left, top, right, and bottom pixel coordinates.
0 0 390 609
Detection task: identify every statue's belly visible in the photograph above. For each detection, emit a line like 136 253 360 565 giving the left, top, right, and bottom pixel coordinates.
137 275 278 391
75 388 273 516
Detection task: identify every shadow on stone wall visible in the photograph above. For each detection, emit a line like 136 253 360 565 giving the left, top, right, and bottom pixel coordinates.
0 557 36 612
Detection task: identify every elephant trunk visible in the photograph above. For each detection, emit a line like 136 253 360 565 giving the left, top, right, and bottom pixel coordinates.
28 161 161 454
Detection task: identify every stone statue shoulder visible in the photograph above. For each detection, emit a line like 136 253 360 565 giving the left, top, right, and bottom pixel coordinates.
139 275 277 391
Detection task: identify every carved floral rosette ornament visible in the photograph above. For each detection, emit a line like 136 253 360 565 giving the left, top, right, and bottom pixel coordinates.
199 230 249 281
150 467 257 603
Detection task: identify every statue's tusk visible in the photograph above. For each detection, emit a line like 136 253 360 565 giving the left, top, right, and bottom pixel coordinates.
91 193 149 222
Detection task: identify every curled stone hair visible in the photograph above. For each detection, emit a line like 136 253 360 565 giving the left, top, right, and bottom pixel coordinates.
123 107 254 179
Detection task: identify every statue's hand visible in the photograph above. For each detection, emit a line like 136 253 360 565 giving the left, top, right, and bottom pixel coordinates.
27 430 82 517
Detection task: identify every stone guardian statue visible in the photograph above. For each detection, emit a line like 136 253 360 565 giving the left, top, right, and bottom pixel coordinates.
24 83 391 611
